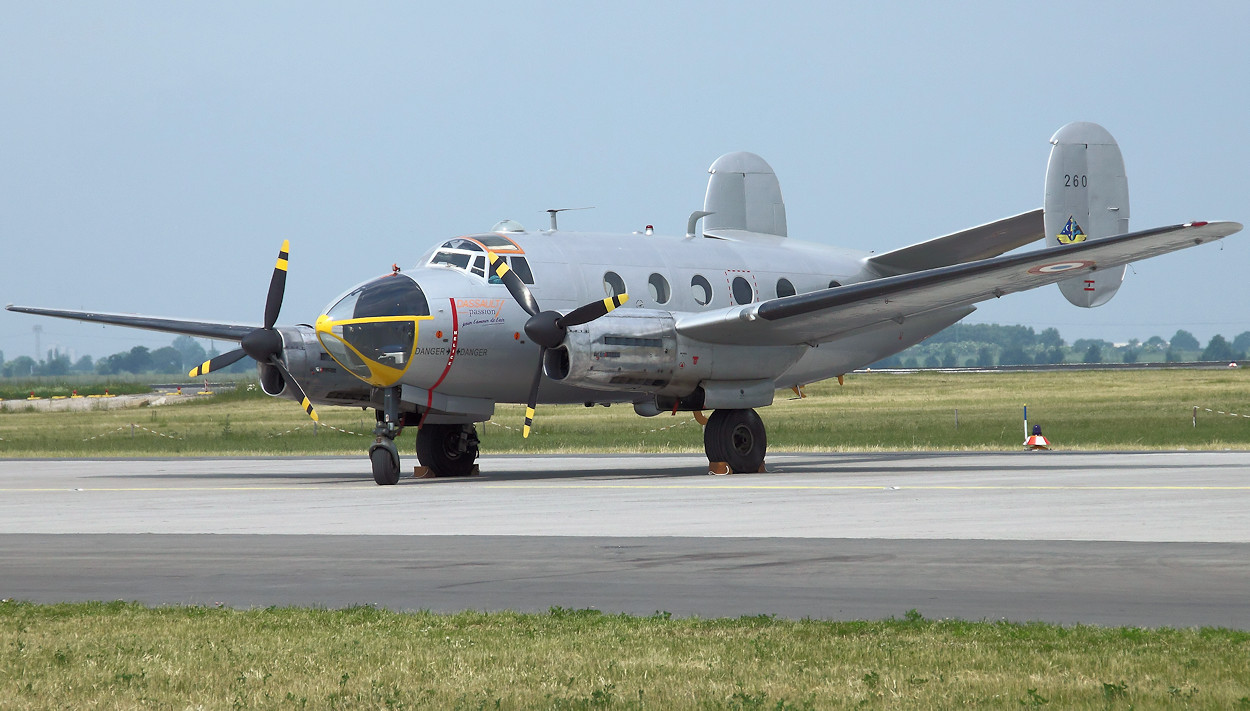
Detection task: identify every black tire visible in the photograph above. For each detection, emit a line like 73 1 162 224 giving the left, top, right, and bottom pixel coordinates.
416 423 480 477
702 412 727 463
371 447 400 486
706 409 767 473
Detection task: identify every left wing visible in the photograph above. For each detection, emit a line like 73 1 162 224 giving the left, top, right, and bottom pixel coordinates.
2 306 255 342
676 221 1241 345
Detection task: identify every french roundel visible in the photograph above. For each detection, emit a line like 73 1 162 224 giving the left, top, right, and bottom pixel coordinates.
1027 260 1095 275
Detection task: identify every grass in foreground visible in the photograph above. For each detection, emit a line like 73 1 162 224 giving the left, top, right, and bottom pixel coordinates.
2 602 1248 709
1 370 1248 456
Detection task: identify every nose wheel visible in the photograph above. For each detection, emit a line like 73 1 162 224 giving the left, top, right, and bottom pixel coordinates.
369 386 403 485
370 445 400 486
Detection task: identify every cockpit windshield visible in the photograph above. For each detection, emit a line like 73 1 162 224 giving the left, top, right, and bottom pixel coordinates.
426 235 534 284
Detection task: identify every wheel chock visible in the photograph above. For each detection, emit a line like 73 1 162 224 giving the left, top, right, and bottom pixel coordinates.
412 464 481 479
708 461 731 476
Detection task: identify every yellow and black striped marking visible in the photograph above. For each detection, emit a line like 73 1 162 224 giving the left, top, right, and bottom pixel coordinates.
275 240 290 272
302 397 319 422
604 294 628 312
523 406 536 438
488 251 510 278
188 359 213 378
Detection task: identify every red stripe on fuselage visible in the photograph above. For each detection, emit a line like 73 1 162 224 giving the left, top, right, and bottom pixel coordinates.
419 298 459 428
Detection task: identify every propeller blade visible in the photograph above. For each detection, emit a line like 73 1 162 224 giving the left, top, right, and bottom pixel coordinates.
263 240 290 330
188 348 248 378
268 355 319 422
522 349 544 438
558 293 629 329
487 251 541 317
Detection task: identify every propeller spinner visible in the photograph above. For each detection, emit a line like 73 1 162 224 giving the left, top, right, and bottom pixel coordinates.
187 240 319 422
487 251 627 437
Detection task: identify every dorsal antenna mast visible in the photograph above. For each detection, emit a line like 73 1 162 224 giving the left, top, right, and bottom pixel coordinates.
546 207 594 231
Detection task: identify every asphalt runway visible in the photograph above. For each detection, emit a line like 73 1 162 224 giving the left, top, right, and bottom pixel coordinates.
2 451 1248 628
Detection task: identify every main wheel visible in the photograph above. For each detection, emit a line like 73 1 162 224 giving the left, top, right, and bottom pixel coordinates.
416 423 480 477
371 446 400 486
705 409 767 473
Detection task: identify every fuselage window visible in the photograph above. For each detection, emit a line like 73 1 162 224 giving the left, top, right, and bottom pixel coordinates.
471 255 486 278
776 278 796 298
603 271 627 298
731 276 754 305
691 275 713 306
648 273 671 304
828 280 842 289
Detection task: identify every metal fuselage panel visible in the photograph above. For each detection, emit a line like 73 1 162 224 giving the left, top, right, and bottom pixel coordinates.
306 229 966 415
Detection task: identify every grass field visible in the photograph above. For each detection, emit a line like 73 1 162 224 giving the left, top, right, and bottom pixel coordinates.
2 370 1248 457
5 372 1250 707
2 602 1248 709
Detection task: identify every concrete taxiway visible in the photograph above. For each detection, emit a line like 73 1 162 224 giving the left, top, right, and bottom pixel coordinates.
2 451 1248 627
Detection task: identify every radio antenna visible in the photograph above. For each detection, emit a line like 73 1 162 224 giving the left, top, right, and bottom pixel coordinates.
546 207 593 231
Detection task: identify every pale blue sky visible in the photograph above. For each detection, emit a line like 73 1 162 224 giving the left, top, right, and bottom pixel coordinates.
2 2 1247 361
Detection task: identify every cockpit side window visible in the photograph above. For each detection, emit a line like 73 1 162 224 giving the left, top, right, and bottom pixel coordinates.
509 256 534 284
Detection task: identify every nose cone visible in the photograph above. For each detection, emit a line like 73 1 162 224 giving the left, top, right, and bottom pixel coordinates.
315 274 432 387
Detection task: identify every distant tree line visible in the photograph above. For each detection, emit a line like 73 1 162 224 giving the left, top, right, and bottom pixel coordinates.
0 335 252 378
870 325 1249 369
2 325 1247 378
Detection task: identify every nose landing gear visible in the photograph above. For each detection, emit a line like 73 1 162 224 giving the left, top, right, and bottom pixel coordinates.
369 386 403 486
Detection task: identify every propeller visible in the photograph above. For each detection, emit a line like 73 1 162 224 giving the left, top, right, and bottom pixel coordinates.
488 251 627 437
187 240 319 422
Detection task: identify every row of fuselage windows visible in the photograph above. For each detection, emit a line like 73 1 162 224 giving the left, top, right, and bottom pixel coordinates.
611 270 843 307
427 250 843 307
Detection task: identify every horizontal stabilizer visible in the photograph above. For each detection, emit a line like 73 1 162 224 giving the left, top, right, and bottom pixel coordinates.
867 209 1044 275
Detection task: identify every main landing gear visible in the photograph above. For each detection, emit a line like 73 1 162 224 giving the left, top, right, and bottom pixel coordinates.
415 423 480 478
702 408 767 474
368 386 481 485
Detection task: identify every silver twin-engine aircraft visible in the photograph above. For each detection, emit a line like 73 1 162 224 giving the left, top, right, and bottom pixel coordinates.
8 122 1243 484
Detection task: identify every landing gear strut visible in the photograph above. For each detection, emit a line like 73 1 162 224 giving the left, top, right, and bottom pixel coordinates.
703 408 767 474
369 386 402 486
416 423 480 477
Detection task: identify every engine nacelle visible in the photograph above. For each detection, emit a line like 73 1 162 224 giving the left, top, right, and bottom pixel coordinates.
544 310 678 392
1044 121 1129 307
259 326 373 407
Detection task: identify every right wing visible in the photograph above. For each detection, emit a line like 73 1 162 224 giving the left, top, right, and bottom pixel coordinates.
676 220 1241 346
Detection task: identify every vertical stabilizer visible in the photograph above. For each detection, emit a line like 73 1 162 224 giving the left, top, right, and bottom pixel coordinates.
703 152 787 237
1044 121 1129 307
